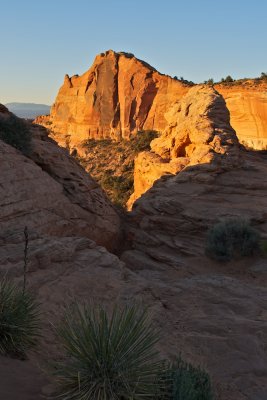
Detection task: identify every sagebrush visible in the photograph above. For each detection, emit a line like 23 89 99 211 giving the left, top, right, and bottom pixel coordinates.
206 218 260 261
159 357 213 400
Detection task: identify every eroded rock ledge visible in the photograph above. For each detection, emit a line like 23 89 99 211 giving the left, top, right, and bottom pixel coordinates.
128 85 242 207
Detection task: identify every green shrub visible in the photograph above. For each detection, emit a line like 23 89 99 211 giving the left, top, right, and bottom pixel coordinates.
206 218 260 262
131 130 158 153
52 303 162 399
0 115 32 155
159 357 213 400
0 277 40 357
204 79 214 86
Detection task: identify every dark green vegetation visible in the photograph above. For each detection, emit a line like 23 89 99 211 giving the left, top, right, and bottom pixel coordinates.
51 303 213 400
160 358 213 400
52 303 162 399
173 76 195 86
204 78 214 86
0 277 40 358
77 130 158 208
205 72 267 86
206 218 260 262
220 75 234 83
0 114 32 155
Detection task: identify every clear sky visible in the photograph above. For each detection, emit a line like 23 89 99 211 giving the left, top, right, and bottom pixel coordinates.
1 0 266 104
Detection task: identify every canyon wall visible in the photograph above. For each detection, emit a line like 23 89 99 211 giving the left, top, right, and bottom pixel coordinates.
35 50 189 147
216 81 267 150
35 51 267 152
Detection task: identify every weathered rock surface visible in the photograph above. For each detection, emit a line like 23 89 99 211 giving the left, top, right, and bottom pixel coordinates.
128 85 241 207
2 101 267 400
122 150 267 400
0 109 120 250
216 81 267 150
35 50 189 147
35 51 267 152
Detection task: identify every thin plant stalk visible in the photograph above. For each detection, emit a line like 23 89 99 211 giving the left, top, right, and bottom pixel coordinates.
23 226 28 294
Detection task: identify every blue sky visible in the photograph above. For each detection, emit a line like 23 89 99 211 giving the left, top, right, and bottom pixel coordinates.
1 0 266 104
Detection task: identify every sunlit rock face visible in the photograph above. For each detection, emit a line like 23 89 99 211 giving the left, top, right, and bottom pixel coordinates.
35 51 267 153
216 81 267 150
35 50 189 147
128 85 241 208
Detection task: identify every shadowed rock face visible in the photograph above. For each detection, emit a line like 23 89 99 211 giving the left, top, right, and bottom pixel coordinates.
0 107 121 251
128 85 242 207
35 50 189 147
0 104 9 114
216 81 267 150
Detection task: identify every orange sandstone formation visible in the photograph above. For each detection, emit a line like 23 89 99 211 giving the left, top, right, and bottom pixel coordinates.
216 81 267 150
128 85 241 208
35 50 189 147
35 52 267 152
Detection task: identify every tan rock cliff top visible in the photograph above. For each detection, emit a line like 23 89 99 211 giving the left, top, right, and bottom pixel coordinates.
128 85 242 207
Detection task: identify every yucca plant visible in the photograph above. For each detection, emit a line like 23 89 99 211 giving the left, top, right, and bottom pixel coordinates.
52 303 163 399
0 277 40 357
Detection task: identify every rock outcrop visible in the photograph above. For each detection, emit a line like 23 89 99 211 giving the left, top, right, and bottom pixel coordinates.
128 85 241 207
216 81 267 150
35 51 267 152
35 50 189 147
122 121 267 400
2 99 267 400
0 107 121 251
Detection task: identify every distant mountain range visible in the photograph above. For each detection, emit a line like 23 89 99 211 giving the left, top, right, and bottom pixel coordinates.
5 102 50 119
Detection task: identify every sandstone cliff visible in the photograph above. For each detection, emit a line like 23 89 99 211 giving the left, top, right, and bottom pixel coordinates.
35 51 267 152
216 81 267 150
128 85 241 207
35 50 189 147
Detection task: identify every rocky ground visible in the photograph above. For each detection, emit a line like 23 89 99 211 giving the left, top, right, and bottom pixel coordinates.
1 83 267 400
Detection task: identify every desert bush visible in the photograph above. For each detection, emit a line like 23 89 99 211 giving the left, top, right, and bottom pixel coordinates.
52 303 162 399
159 357 213 400
131 130 158 153
0 115 32 155
206 218 260 261
0 277 40 357
204 79 214 86
101 173 134 207
220 75 234 84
